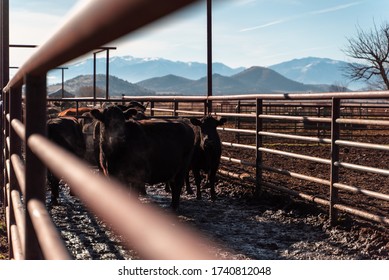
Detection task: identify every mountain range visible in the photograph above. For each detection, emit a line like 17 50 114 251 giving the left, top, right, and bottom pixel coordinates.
47 56 367 96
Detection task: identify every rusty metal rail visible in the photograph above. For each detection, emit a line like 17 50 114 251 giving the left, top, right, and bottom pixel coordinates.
1 0 389 262
126 96 389 226
1 0 224 260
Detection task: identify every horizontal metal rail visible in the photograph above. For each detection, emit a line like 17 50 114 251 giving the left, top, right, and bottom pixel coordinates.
263 181 389 225
333 183 389 202
27 199 72 260
336 140 389 152
258 147 331 165
335 161 389 176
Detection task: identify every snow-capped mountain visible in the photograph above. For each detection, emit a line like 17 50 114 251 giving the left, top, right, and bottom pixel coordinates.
47 55 245 85
268 57 366 90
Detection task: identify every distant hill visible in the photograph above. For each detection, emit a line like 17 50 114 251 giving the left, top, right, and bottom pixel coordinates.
136 67 340 95
269 57 366 90
48 74 155 97
48 56 245 85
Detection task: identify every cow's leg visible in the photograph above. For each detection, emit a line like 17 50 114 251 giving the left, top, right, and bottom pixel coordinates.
47 171 60 205
193 168 202 200
171 170 186 210
137 183 147 196
209 168 218 201
185 171 194 195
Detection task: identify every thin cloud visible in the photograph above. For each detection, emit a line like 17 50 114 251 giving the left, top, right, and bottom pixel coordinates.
240 18 289 32
239 1 364 33
309 2 363 15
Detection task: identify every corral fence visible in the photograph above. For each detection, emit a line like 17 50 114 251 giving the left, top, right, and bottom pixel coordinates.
1 0 389 261
1 0 220 260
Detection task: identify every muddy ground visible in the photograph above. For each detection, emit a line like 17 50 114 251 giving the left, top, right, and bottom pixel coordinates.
1 120 389 260
44 172 388 260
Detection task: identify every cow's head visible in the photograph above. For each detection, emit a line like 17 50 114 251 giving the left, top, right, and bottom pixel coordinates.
90 106 138 147
190 115 227 150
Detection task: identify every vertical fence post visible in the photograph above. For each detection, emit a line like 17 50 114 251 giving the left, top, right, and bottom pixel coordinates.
106 49 110 100
235 100 241 143
3 89 11 258
206 0 212 114
1 0 10 211
8 86 22 259
24 74 47 259
255 98 263 197
150 101 155 117
173 100 178 117
330 98 340 225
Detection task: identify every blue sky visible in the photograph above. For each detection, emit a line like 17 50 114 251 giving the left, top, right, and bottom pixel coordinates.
9 0 389 69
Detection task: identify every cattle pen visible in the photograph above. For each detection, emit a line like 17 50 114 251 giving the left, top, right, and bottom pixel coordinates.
0 0 388 260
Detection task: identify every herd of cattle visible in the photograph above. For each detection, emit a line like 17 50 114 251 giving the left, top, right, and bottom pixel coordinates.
46 102 227 210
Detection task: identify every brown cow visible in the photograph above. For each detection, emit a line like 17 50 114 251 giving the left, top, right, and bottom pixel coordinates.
90 105 194 210
58 107 93 117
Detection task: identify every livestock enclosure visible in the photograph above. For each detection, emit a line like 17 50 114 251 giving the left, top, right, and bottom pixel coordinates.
0 0 388 261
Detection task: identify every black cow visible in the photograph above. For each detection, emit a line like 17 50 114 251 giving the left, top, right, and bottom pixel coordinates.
90 106 195 210
47 117 86 204
80 102 147 167
186 115 227 200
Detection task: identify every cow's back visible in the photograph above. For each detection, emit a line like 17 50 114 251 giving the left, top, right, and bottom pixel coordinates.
138 119 195 184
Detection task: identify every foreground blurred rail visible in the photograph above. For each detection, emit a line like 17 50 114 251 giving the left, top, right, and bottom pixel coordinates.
0 0 218 260
1 0 388 261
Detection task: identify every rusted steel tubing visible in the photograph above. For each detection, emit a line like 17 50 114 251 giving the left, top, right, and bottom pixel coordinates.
123 95 207 102
27 199 72 260
222 141 256 150
336 118 389 126
261 165 331 186
259 131 332 144
10 154 26 196
5 158 10 182
262 181 330 207
175 109 204 115
220 156 256 167
207 91 389 101
11 118 25 141
211 112 256 118
27 134 220 260
218 169 256 182
333 203 389 225
333 183 389 202
336 139 389 152
4 0 200 91
11 189 26 250
259 114 331 123
217 127 256 135
263 181 389 225
259 147 331 165
334 161 389 176
5 136 10 156
10 224 24 260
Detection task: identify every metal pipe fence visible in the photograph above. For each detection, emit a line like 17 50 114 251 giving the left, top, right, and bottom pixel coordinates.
1 0 389 261
1 0 221 260
122 95 389 227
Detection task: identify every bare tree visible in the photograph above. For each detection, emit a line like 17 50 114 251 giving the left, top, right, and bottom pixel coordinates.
343 21 389 90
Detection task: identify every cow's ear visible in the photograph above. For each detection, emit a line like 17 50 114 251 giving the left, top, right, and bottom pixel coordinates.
123 108 138 119
218 117 227 126
190 118 202 126
90 109 104 122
